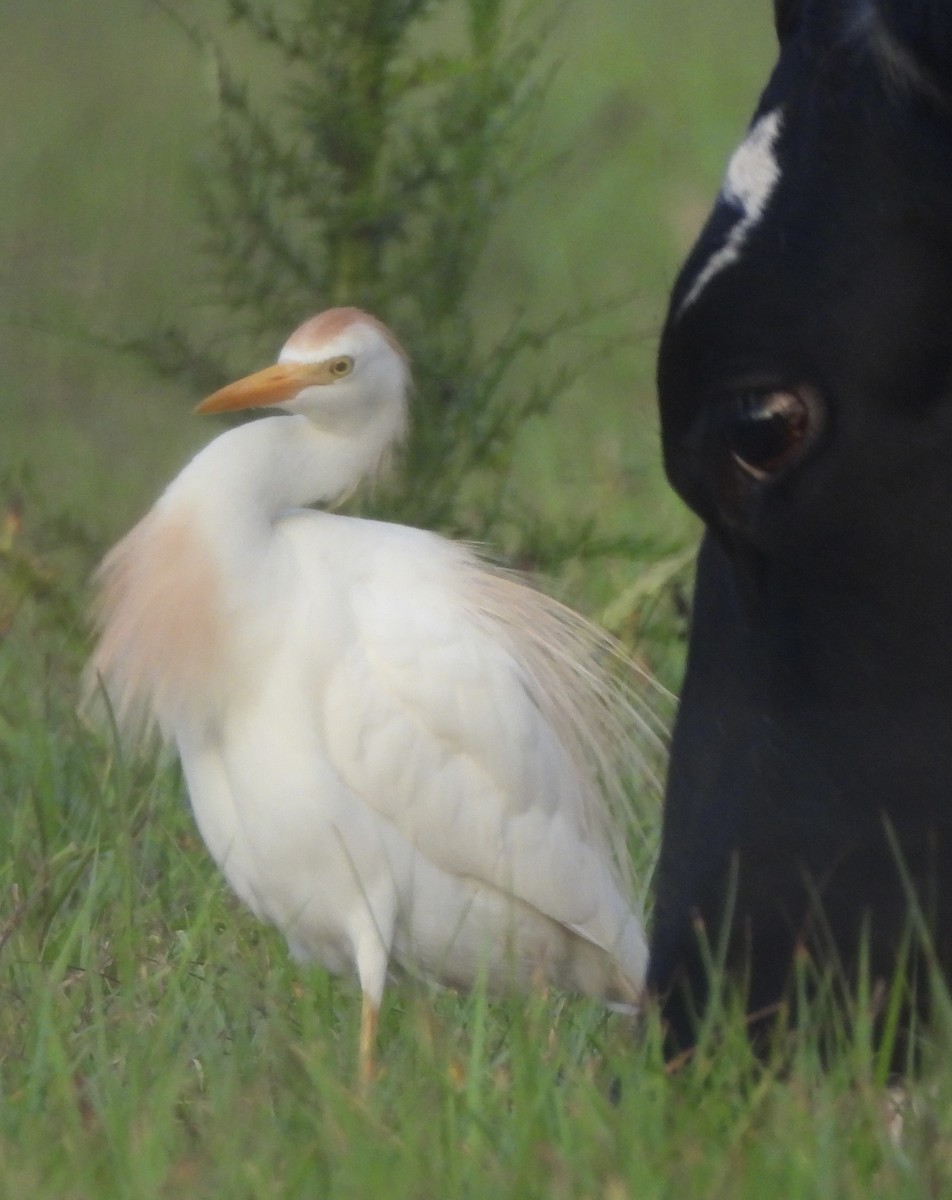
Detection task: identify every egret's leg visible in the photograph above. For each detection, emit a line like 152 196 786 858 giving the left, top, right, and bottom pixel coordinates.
349 882 394 1090
358 993 379 1088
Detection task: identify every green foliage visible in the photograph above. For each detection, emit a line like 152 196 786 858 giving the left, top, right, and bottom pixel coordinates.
135 0 650 559
0 466 94 661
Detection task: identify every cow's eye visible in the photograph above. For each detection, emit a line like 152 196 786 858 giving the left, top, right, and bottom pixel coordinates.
724 386 822 480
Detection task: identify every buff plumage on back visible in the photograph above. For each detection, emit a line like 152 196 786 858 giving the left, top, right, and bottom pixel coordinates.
85 509 229 741
458 558 661 905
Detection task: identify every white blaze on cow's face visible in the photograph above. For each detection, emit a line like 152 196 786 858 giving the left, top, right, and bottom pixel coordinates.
677 108 785 315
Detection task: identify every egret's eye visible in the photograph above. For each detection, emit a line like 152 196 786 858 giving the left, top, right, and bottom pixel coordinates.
724 386 822 481
329 356 354 379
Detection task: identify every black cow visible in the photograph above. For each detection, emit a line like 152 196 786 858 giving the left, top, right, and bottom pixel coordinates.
649 0 952 1053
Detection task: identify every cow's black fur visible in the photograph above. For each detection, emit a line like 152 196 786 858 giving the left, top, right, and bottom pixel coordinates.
649 0 952 1052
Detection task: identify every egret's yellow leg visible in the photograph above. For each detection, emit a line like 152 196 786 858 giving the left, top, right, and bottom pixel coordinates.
358 994 379 1088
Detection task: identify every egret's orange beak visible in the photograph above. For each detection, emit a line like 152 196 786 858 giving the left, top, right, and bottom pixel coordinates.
195 362 323 414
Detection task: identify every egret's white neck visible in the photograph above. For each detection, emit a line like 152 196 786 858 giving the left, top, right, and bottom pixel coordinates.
160 413 392 556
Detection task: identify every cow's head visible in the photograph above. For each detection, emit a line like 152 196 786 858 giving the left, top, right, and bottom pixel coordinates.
650 0 952 1050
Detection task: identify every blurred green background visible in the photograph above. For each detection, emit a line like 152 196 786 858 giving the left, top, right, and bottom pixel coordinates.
0 0 773 553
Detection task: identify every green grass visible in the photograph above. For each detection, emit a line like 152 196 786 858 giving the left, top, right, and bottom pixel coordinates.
5 1 952 1196
4 652 952 1197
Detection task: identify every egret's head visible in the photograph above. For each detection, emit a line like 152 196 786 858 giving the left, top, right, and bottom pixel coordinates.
196 307 411 446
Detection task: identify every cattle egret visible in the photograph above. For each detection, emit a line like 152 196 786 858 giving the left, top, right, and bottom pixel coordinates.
87 307 653 1081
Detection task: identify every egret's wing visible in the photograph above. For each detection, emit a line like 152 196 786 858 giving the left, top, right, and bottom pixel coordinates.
292 518 647 957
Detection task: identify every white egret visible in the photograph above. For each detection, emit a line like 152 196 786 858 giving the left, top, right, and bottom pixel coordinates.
87 307 653 1081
